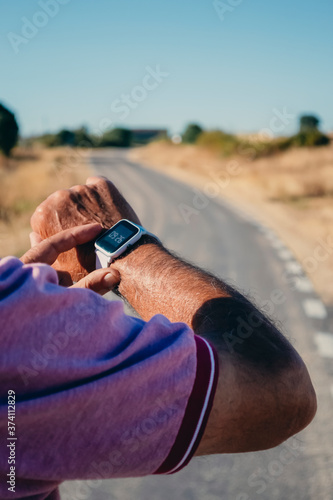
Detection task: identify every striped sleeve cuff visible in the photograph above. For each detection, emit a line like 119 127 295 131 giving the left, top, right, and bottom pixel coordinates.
153 335 219 475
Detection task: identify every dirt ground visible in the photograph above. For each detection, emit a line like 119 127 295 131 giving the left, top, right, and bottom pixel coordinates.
0 147 91 258
131 142 333 305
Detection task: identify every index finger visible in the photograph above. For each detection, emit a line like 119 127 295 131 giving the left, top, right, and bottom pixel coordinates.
85 175 109 185
21 223 102 266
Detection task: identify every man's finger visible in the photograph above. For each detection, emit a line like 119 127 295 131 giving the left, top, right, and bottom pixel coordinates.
21 223 102 265
71 268 120 295
86 175 108 185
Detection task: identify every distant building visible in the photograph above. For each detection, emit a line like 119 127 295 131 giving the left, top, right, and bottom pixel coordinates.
131 129 168 145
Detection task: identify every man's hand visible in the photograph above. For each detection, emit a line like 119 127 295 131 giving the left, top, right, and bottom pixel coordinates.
21 223 120 294
30 176 140 282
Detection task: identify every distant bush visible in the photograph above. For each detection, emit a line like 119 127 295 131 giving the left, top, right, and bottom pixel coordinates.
287 131 330 148
182 123 203 144
195 120 330 160
36 133 57 148
37 127 95 148
290 114 330 147
0 103 19 157
74 127 95 147
196 129 272 158
274 114 330 150
35 126 141 149
196 130 241 156
55 129 76 146
38 130 75 147
99 128 133 148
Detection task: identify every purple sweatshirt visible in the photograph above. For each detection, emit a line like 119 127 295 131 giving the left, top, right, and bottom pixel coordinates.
0 257 218 499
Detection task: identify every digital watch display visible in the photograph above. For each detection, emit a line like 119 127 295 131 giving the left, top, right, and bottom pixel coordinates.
94 219 158 268
96 220 139 254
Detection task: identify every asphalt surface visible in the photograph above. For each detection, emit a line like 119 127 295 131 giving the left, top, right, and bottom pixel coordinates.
60 149 333 500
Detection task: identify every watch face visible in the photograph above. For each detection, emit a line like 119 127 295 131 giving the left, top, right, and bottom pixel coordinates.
95 220 140 254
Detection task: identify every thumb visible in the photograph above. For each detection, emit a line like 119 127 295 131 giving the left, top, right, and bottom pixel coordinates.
71 268 120 295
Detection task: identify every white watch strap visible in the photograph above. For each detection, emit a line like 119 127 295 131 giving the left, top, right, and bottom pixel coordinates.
95 250 111 269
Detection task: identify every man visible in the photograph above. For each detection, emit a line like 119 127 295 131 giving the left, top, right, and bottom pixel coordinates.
0 176 316 500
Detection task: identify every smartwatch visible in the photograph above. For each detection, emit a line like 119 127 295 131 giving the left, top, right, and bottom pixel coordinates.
94 219 159 268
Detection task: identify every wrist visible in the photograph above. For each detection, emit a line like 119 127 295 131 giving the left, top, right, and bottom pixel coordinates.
95 219 160 270
109 236 166 300
116 234 161 259
110 235 164 271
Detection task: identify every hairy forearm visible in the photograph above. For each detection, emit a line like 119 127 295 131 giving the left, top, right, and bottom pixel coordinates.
111 239 296 369
112 238 299 382
111 239 316 454
111 239 232 326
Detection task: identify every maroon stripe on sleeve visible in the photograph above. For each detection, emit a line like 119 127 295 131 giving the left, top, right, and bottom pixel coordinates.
154 335 219 475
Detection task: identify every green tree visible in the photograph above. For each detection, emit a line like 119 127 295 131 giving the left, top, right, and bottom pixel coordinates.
182 123 203 144
39 129 75 147
299 115 320 134
99 128 133 148
73 126 94 147
293 114 330 147
0 103 19 156
55 129 76 146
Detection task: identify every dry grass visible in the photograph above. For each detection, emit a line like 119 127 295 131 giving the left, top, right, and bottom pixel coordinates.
245 146 333 201
131 141 333 304
0 146 91 257
133 141 333 202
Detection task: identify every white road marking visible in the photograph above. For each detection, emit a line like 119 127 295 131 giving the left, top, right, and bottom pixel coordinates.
285 261 303 275
330 385 333 400
258 225 269 233
265 231 277 240
303 299 327 319
292 276 314 293
234 210 248 219
278 249 294 260
271 239 285 249
314 332 333 358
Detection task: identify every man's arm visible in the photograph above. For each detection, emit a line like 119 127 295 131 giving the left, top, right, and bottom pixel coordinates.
31 177 317 454
110 239 317 455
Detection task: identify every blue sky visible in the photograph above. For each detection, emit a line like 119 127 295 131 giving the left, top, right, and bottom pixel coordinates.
1 0 332 137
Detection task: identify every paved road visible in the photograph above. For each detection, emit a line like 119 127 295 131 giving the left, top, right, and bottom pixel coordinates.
61 149 333 500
